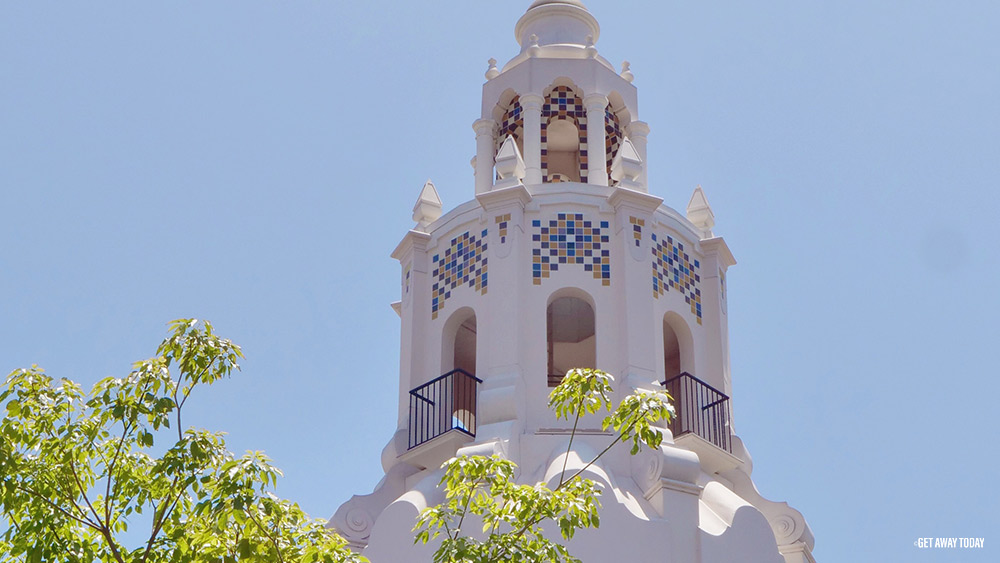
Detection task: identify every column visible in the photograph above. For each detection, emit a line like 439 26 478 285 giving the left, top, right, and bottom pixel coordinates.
520 93 544 185
584 93 609 186
626 120 650 191
473 118 497 194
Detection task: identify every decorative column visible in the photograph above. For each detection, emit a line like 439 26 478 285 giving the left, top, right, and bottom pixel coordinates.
474 118 497 194
584 93 609 186
520 93 544 185
626 120 650 190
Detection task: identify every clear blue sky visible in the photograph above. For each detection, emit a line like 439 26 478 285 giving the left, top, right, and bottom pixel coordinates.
2 1 998 561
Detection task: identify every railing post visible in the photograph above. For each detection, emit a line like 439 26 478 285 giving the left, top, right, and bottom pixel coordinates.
661 372 731 453
408 370 483 449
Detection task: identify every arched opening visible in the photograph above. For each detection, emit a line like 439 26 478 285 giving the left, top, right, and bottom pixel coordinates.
545 119 581 182
440 309 477 433
541 83 588 183
453 315 477 376
495 92 524 161
664 321 681 380
547 296 596 387
662 312 694 380
604 94 626 180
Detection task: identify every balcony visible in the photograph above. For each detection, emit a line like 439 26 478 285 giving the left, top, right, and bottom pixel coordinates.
661 372 731 453
407 369 482 450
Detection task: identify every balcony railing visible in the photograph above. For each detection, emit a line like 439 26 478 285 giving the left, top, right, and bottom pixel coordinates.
408 369 482 450
661 372 731 452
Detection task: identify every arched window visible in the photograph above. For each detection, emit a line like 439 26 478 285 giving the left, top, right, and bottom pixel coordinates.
541 84 588 183
497 95 524 156
547 296 596 387
545 119 581 182
662 312 694 381
453 314 477 377
441 309 477 432
664 320 681 380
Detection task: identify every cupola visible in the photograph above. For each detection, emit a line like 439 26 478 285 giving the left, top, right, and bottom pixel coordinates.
514 0 600 52
473 0 644 194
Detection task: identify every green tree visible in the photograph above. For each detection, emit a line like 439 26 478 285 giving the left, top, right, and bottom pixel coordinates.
0 319 365 563
414 368 674 563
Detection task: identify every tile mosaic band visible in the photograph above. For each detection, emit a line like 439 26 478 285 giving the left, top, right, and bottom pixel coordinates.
431 230 488 319
532 213 610 286
652 233 702 324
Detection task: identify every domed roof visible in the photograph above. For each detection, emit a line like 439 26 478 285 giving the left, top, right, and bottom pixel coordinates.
528 0 588 8
515 0 599 50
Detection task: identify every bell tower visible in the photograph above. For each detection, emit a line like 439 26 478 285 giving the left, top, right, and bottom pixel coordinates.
330 2 816 562
475 0 644 193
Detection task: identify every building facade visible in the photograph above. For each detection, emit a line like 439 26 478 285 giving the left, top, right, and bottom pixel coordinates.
330 2 815 561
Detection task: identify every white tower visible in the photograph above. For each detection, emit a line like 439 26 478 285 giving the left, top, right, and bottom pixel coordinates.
330 2 816 562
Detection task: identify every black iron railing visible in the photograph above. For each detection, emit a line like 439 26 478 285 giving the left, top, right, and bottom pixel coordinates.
661 372 731 452
408 369 482 450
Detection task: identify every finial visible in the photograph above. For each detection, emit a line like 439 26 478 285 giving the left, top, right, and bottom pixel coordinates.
412 179 443 230
494 135 526 189
621 61 634 83
686 185 716 238
610 136 644 191
485 58 500 80
528 34 540 58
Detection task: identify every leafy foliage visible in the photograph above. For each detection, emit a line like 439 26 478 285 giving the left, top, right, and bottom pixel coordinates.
414 368 673 563
0 319 365 563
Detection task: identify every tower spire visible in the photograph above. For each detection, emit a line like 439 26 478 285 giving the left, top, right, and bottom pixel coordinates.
412 179 442 230
686 185 716 238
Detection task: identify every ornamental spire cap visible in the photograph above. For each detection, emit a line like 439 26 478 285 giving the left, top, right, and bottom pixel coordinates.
686 185 716 237
515 0 600 53
412 179 443 229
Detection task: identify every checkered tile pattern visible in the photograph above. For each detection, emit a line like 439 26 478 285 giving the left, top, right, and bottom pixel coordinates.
431 230 488 319
497 96 523 153
652 233 702 324
605 107 622 178
532 213 610 286
629 216 644 247
496 214 511 243
541 86 588 183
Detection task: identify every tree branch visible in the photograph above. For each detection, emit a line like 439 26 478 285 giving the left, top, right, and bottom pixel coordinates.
139 474 182 563
172 353 220 441
453 478 483 538
247 506 286 563
104 419 132 527
97 524 127 563
66 455 104 529
559 396 584 487
557 412 641 492
11 483 102 532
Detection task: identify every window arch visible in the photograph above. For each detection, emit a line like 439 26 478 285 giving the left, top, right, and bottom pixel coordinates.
496 91 524 160
441 308 477 432
663 311 694 380
547 293 596 387
604 92 631 184
442 308 477 377
541 84 588 183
